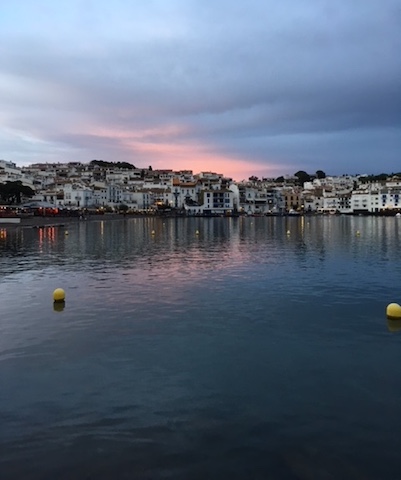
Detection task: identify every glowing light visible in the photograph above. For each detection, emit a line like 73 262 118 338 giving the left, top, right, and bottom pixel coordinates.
74 122 279 180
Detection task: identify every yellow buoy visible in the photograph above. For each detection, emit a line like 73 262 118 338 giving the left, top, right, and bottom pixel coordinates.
386 303 401 320
53 288 66 302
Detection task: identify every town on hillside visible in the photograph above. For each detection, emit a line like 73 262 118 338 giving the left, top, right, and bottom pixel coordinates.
1 159 401 217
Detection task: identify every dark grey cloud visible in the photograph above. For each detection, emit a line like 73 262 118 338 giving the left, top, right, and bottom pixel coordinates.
0 0 400 177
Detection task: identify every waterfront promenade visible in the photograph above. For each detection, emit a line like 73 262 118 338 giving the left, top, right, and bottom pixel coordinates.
0 213 123 228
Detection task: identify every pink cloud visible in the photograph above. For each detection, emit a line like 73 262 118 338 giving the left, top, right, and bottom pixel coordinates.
80 123 280 180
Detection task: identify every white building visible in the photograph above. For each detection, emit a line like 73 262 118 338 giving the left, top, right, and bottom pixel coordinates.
185 188 235 215
63 183 94 208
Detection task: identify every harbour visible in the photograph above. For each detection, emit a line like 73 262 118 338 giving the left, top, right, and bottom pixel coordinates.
1 216 401 479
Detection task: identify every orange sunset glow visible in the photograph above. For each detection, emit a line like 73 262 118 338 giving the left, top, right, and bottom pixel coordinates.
83 123 279 180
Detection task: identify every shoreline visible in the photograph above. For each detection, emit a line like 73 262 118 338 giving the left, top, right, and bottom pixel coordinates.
1 211 400 229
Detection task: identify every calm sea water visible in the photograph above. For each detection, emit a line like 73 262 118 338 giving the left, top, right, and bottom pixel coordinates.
1 216 401 479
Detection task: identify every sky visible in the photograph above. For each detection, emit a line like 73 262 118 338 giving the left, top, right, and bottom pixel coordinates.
0 1 400 180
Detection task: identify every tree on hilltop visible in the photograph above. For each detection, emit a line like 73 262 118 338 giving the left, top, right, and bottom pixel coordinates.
294 170 311 186
90 160 136 170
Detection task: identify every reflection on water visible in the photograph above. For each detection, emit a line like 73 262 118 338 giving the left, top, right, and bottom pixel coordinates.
1 215 400 274
53 301 65 313
0 216 401 479
387 318 401 333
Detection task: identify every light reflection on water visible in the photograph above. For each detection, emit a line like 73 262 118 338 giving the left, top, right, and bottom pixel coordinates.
0 216 401 479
